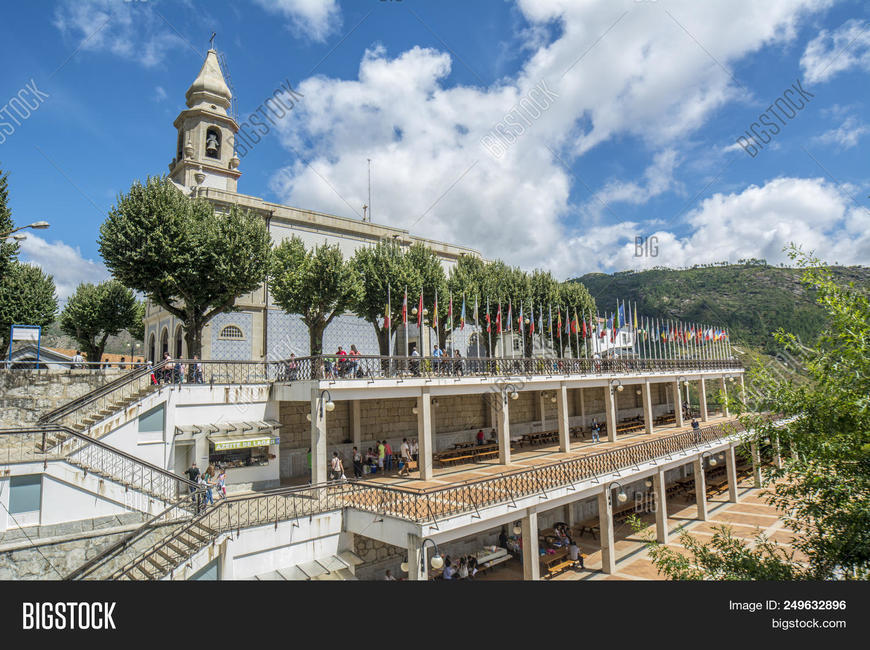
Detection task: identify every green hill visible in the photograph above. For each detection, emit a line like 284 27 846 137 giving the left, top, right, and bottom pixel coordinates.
574 261 870 354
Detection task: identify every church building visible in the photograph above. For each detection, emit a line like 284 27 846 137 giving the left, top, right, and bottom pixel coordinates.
144 49 482 363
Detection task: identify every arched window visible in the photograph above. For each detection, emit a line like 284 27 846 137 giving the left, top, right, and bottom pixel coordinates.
219 325 244 340
148 333 155 363
174 325 184 358
205 127 221 159
160 328 169 357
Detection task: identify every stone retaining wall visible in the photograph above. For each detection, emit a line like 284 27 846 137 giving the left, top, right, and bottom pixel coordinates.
0 369 128 427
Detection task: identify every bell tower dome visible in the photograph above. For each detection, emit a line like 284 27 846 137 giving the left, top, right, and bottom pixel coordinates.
169 47 241 193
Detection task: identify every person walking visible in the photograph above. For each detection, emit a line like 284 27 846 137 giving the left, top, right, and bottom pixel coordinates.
184 461 200 507
377 440 386 472
193 355 204 383
216 467 227 499
410 438 418 462
591 421 601 443
352 446 363 479
691 418 701 443
399 438 412 476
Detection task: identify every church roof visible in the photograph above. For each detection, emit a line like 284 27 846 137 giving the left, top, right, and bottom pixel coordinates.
185 49 232 110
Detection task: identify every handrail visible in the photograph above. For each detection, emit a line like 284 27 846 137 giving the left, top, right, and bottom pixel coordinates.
69 479 352 580
38 360 169 424
0 425 199 491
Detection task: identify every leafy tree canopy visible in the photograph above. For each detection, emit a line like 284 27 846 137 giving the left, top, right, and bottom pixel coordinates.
60 280 141 362
0 261 57 357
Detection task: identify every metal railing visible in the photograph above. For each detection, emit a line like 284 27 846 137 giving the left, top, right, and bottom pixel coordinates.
0 426 198 503
342 419 748 523
270 354 743 382
71 480 355 580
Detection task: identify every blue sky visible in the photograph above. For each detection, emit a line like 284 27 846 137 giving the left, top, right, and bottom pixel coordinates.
1 0 869 300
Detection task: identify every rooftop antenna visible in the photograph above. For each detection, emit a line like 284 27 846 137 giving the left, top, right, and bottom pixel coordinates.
367 158 372 222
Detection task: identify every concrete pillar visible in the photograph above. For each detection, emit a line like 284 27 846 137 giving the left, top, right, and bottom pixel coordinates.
693 458 708 521
557 383 570 453
488 394 498 429
750 441 762 488
496 389 512 465
351 400 362 450
725 445 739 503
310 387 328 485
417 389 434 481
521 511 540 581
536 391 546 430
672 380 684 428
407 533 426 581
699 378 708 422
564 503 576 527
578 387 586 423
653 468 668 544
598 488 616 574
720 376 730 417
642 381 653 434
604 385 617 443
219 537 234 580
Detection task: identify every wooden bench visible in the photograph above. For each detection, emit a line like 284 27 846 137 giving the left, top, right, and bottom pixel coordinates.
435 452 477 467
541 550 578 578
573 521 600 540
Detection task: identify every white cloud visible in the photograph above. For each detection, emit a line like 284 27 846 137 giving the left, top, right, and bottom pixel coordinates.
53 0 187 67
264 0 844 278
18 235 109 303
154 86 167 102
563 177 870 274
251 0 341 43
813 115 869 149
801 18 870 83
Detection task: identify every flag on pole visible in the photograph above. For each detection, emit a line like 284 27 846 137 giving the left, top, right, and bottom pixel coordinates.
384 286 391 330
496 303 502 334
556 309 562 334
448 294 453 331
519 302 524 334
418 291 423 327
529 304 535 334
433 291 439 330
582 315 588 338
473 296 479 326
402 289 407 324
633 303 638 330
571 309 578 334
507 301 513 333
460 295 466 330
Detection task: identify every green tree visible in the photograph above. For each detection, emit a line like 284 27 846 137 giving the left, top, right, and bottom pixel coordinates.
525 270 561 356
405 243 447 351
640 248 870 580
0 262 57 357
60 280 141 363
99 176 272 358
559 281 595 356
0 167 21 285
270 236 360 358
350 241 417 356
447 254 486 353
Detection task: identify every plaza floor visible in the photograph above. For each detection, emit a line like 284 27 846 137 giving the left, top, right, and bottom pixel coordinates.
470 475 800 581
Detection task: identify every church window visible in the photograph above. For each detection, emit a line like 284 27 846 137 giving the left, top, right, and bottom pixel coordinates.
219 325 244 340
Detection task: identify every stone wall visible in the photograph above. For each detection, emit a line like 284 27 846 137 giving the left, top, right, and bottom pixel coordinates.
0 369 128 427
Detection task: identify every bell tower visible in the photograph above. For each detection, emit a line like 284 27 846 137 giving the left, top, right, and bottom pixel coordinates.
169 47 241 193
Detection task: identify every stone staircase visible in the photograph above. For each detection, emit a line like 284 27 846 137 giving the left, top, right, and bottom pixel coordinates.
112 520 219 580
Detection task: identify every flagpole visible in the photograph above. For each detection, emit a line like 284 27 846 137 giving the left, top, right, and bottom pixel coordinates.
388 284 392 362
548 304 554 358
486 296 492 360
404 287 409 358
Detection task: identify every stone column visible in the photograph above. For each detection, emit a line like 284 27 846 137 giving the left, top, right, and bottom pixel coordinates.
693 458 708 521
488 393 498 430
557 383 570 453
642 381 653 434
310 387 328 485
750 441 762 488
578 387 586 424
219 537 234 580
521 511 540 581
496 389 512 465
564 503 575 527
653 468 668 544
407 533 426 581
351 399 362 451
604 385 618 443
699 378 708 422
598 487 616 574
417 388 434 481
725 445 739 503
672 380 684 428
720 376 730 417
536 391 546 430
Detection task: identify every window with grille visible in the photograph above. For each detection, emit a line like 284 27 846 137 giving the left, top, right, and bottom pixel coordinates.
219 325 244 340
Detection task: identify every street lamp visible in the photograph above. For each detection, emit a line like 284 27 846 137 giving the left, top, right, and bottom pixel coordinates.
318 389 335 417
609 481 628 504
0 220 50 239
702 450 716 467
610 379 623 392
503 383 520 404
512 523 522 536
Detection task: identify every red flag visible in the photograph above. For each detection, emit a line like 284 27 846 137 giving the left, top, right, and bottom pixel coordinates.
486 312 491 333
496 303 502 334
582 318 588 338
384 301 390 330
402 290 407 324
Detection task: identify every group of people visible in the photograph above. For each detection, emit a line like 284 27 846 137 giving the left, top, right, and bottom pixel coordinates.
408 345 465 377
542 522 585 569
184 462 227 511
149 352 204 385
323 346 363 379
439 554 481 580
309 438 420 483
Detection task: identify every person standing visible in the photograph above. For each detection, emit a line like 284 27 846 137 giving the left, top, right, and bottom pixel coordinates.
184 462 200 507
410 438 418 462
330 451 344 481
476 429 485 446
591 421 601 443
349 344 361 377
352 446 363 479
216 467 227 499
383 440 393 472
72 350 84 369
691 418 701 443
377 440 385 473
193 355 204 383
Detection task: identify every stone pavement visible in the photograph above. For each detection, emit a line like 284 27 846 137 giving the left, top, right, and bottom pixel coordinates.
472 475 800 581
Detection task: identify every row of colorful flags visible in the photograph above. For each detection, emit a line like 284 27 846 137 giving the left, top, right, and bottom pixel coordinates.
383 289 731 358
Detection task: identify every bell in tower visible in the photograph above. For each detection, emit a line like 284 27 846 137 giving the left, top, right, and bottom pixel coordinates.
169 42 241 193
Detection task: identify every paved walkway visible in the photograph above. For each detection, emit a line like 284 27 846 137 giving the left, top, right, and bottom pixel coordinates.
472 476 801 581
349 414 734 493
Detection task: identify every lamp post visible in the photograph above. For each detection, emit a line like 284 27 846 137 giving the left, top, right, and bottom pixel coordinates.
0 220 49 239
503 383 520 405
702 450 717 467
401 538 443 578
319 389 335 418
608 481 628 505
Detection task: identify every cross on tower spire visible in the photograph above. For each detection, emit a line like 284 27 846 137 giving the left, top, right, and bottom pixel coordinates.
209 32 216 50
